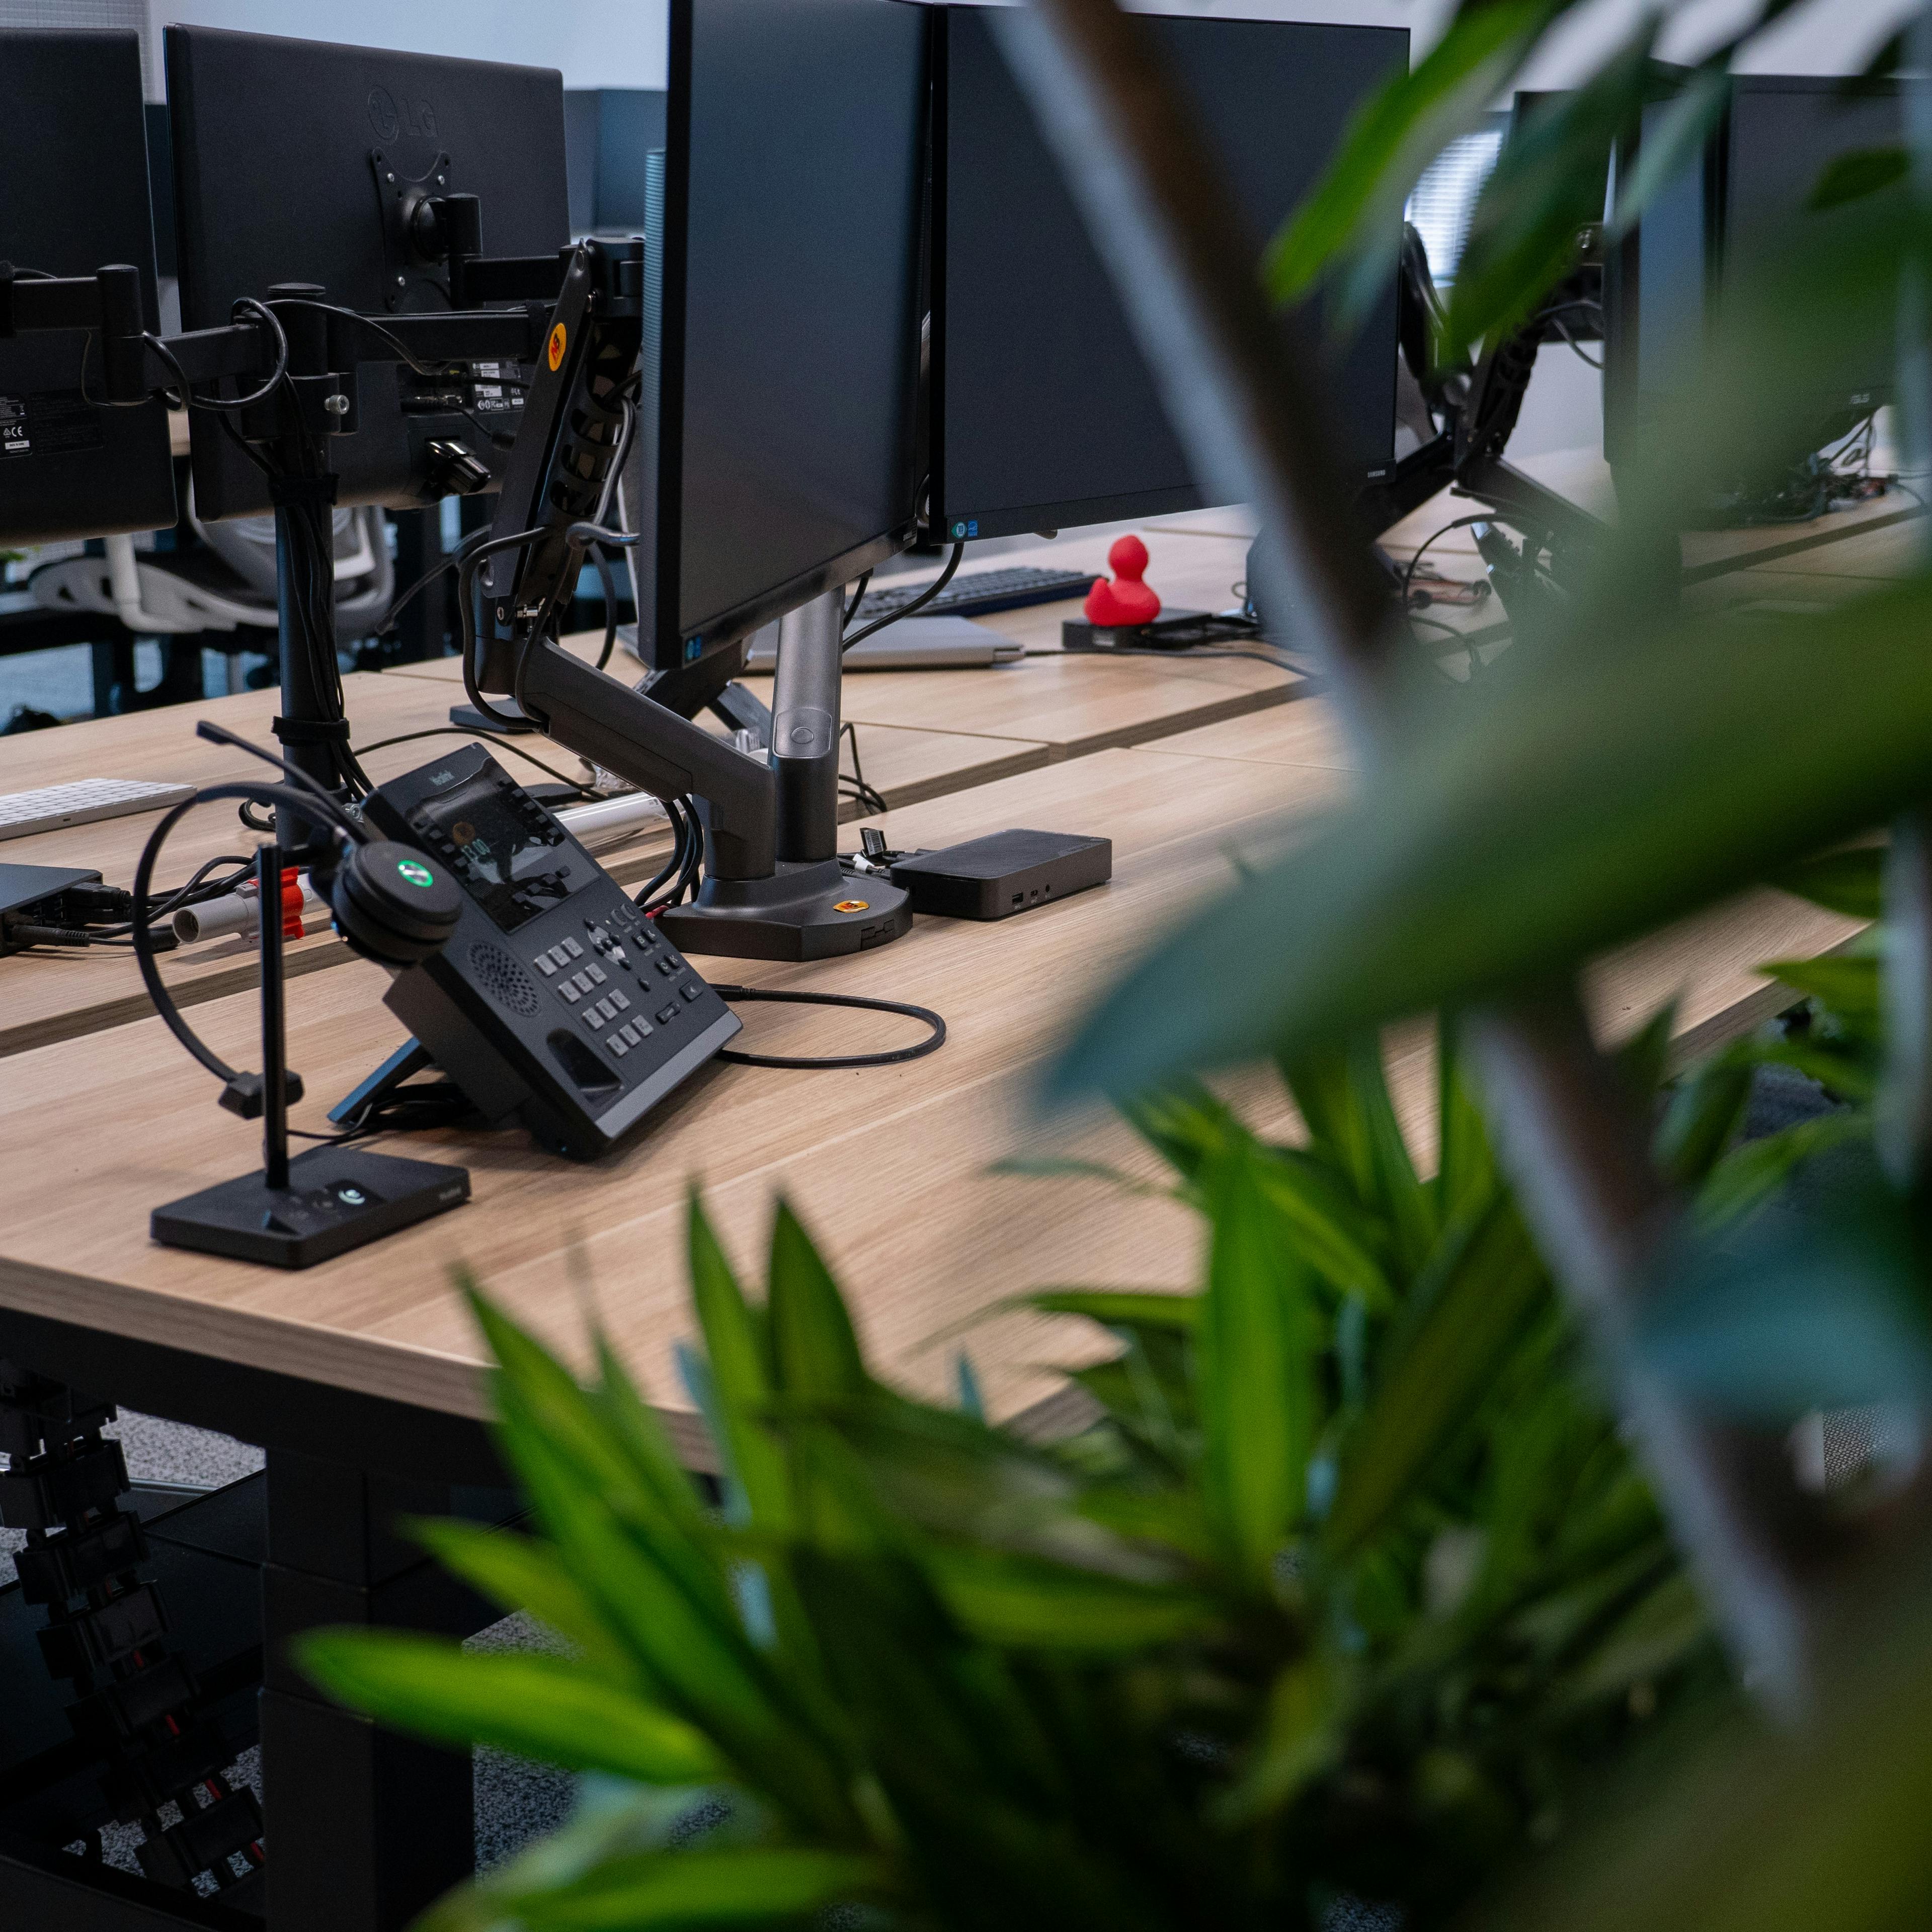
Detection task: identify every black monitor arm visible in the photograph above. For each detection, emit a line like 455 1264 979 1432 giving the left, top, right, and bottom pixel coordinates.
467 239 779 880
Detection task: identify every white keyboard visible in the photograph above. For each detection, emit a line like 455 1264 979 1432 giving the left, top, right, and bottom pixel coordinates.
0 777 197 842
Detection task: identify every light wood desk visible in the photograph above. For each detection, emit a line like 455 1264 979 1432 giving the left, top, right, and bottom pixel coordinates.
0 728 1859 1441
0 669 1044 1060
1376 443 1925 584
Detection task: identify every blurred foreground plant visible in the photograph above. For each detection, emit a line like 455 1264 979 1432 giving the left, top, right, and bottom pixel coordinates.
295 1020 1777 1931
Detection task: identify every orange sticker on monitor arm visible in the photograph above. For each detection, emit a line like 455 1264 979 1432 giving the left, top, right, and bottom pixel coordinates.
546 323 567 370
833 900 869 914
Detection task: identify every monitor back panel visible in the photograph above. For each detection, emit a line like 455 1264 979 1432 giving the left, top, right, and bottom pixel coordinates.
0 31 175 544
932 9 1406 542
1723 78 1902 411
639 0 926 670
1607 76 1904 467
165 26 569 519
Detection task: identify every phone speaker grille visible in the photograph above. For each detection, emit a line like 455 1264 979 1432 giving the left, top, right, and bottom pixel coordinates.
468 941 542 1017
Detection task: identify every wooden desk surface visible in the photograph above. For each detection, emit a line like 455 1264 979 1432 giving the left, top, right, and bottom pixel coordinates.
388 529 1267 688
1376 444 1924 581
0 719 1859 1443
0 669 1043 1060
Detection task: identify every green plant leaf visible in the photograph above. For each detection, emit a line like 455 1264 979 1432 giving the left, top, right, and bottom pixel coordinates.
466 1286 739 1630
1539 1572 1712 1723
1435 1015 1499 1229
1019 1288 1201 1331
1695 1112 1868 1231
1264 0 1562 328
1443 31 1656 361
1326 1196 1548 1556
686 1192 790 1535
294 1631 725 1784
1643 1177 1932 1423
496 1398 861 1837
1283 1037 1434 1274
1194 1144 1320 1579
1046 576 1932 1104
922 1543 1216 1652
1217 1649 1354 1826
1654 1054 1753 1189
1764 953 1879 1024
767 1200 868 1400
510 1846 889 1928
1772 843 1884 920
1605 63 1732 237
1810 143 1909 212
408 1519 641 1688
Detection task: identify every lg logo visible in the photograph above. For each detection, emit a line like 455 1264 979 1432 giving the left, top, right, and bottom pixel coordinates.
367 85 438 141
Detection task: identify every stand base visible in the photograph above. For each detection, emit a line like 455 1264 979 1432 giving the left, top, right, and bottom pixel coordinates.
151 1145 470 1269
659 858 913 962
450 699 536 736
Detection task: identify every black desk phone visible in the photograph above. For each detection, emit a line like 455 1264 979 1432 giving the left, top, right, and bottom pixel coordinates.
345 744 741 1159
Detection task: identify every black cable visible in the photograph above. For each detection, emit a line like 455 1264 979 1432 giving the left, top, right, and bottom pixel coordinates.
350 725 597 799
631 797 691 908
709 986 946 1070
377 527 491 637
1401 516 1493 611
839 722 888 817
131 782 337 1085
842 541 965 652
592 546 622 671
1543 312 1603 369
456 523 549 733
267 298 452 379
75 854 257 941
842 572 872 627
144 298 291 413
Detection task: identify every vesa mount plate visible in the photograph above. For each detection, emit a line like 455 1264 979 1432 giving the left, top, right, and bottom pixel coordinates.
361 744 740 1158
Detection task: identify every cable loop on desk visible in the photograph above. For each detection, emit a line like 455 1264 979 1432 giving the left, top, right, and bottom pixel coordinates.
709 985 946 1069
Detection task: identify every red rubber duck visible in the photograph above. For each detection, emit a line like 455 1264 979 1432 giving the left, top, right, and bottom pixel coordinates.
1083 534 1162 627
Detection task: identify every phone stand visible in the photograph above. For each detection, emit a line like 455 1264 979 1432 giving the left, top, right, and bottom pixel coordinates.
151 845 471 1268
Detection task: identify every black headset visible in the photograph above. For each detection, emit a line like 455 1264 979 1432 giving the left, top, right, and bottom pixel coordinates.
132 723 461 1109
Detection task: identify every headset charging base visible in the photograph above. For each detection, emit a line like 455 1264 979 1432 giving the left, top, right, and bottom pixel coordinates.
150 843 472 1268
151 1146 471 1269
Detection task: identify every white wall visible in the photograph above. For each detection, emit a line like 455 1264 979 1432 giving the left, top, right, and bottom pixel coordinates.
144 0 668 92
1138 0 1919 76
143 0 1920 95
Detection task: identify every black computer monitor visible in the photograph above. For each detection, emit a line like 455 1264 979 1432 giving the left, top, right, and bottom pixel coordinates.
624 0 928 679
1605 75 1903 467
0 31 174 544
930 8 1407 545
165 26 570 520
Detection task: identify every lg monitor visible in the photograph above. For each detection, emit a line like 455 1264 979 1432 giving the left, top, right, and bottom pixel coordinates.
929 8 1408 544
0 31 174 544
622 0 929 683
164 26 571 520
1605 75 1904 469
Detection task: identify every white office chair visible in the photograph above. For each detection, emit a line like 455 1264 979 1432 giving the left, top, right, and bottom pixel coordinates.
29 485 394 638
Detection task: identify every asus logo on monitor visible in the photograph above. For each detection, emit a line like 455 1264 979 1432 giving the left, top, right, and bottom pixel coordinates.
367 86 438 143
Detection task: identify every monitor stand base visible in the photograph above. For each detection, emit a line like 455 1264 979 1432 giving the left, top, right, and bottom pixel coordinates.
659 858 911 962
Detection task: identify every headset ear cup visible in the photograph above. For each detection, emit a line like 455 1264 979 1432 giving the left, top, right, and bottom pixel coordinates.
330 842 462 967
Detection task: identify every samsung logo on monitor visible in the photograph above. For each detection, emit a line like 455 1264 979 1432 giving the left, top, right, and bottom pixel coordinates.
367 86 438 142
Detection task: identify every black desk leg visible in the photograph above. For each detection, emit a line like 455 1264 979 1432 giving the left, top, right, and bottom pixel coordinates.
259 1452 474 1932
